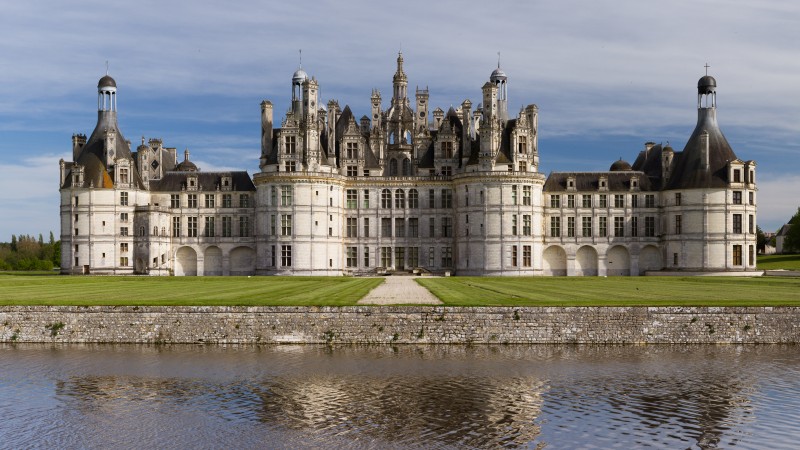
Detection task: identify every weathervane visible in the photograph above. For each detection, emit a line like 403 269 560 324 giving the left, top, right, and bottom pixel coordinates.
105 60 109 75
497 51 501 68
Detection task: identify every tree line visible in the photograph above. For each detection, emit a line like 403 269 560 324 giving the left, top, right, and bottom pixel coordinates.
0 232 60 271
781 207 800 254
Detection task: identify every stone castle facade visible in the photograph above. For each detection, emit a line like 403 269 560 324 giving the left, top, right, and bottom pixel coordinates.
59 55 758 276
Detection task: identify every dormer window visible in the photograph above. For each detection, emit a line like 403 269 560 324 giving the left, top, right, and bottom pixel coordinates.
598 176 608 191
517 135 527 154
346 142 359 159
733 169 741 183
566 176 576 191
187 176 197 190
221 176 232 190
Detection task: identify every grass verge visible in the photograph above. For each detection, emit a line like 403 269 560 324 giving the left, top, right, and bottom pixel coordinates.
0 274 383 306
757 254 800 270
416 276 800 307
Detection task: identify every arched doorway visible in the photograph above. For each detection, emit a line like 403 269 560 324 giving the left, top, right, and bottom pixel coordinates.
230 246 256 275
575 246 599 276
204 246 222 276
639 245 663 274
607 246 631 276
175 246 197 276
542 246 567 276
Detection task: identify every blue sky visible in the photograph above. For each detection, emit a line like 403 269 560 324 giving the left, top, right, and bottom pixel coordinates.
1 0 798 240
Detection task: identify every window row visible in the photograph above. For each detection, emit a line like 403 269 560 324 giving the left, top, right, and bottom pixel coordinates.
170 193 251 209
548 193 656 209
548 216 657 238
169 216 251 238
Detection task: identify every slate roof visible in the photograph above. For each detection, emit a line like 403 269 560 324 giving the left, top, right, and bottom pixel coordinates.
543 171 654 192
149 171 255 192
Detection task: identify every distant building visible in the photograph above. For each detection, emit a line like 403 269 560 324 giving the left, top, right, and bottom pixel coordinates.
776 224 793 254
59 56 758 275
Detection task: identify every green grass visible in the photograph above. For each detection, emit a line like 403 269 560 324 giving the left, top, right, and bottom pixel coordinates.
416 276 800 307
0 274 383 306
758 254 800 270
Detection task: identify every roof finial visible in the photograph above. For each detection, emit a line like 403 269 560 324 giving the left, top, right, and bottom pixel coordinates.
105 60 109 75
497 51 501 69
299 49 302 69
704 62 710 76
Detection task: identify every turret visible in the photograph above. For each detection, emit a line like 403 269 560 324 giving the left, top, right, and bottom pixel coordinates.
415 87 429 133
392 52 408 106
260 100 273 167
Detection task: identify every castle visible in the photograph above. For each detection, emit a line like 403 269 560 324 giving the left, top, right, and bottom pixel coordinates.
59 55 758 276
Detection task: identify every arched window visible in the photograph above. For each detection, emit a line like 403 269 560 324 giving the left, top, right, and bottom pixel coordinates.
381 189 392 208
408 189 419 209
389 132 396 145
395 189 405 209
402 158 411 176
389 158 398 176
404 130 412 144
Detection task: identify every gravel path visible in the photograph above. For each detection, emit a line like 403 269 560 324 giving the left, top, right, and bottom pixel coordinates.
357 276 442 305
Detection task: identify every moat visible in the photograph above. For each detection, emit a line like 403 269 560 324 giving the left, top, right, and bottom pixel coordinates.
2 343 799 448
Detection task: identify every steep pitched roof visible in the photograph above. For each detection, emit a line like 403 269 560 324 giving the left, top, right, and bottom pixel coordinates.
543 171 654 192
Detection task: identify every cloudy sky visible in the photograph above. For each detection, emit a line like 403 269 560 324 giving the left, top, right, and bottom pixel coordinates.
1 0 798 240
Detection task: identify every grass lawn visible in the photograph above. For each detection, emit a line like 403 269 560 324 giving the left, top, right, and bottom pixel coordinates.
757 254 800 270
416 276 800 307
0 273 382 306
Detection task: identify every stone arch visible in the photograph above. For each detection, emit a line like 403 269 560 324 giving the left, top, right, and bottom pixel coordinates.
230 246 256 275
175 246 197 276
542 245 567 276
607 245 631 276
575 245 599 276
204 246 223 276
639 245 663 274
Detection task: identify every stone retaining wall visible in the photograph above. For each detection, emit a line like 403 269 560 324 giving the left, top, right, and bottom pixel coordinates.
2 306 799 344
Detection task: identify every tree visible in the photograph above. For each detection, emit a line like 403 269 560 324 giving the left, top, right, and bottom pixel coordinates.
784 208 800 253
756 225 767 253
10 234 16 252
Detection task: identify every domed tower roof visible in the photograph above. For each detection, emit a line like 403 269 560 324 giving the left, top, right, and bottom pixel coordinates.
697 75 716 95
292 68 308 85
98 74 116 88
175 149 198 172
609 159 632 171
490 66 507 82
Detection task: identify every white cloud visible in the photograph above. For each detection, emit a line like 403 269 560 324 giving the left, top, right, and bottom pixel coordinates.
0 154 68 239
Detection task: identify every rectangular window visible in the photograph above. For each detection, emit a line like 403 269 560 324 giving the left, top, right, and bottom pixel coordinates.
522 245 531 267
582 217 592 237
408 189 419 209
346 142 358 159
120 243 128 252
645 194 655 208
270 215 276 235
347 166 358 177
281 245 292 266
428 247 435 266
409 218 419 237
222 194 232 208
395 218 405 237
518 161 527 172
614 194 625 208
511 215 518 235
442 217 453 237
749 192 754 205
523 215 531 236
281 214 292 236
733 245 742 265
120 257 128 266
395 247 405 269
733 191 742 205
567 217 575 237
346 217 357 238
550 216 561 237
120 227 128 236
441 166 452 177
120 191 129 206
239 216 250 237
749 245 755 266
271 187 277 205
599 194 607 208
346 189 357 209
675 193 682 206
171 194 180 208
441 141 453 159
205 194 215 208
204 217 215 237
395 190 405 209
512 185 518 205
120 212 128 222
567 194 575 208
187 217 197 237
363 217 370 238
523 186 532 206
441 247 453 267
429 218 435 237
188 194 197 208
381 218 392 237
599 216 607 237
408 247 419 267
517 135 527 153
222 216 232 237
280 186 292 206
172 217 181 237
550 195 560 208
442 189 453 208
381 189 392 208
428 189 435 208
119 168 129 185
675 215 682 234
645 216 655 237
734 169 741 183
511 246 518 267
582 195 592 208
285 136 296 154
733 214 742 234
239 194 250 208
631 216 639 237
346 247 358 268
363 190 370 208
631 195 639 209
614 216 625 237
749 214 754 234
364 247 370 267
381 247 392 267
